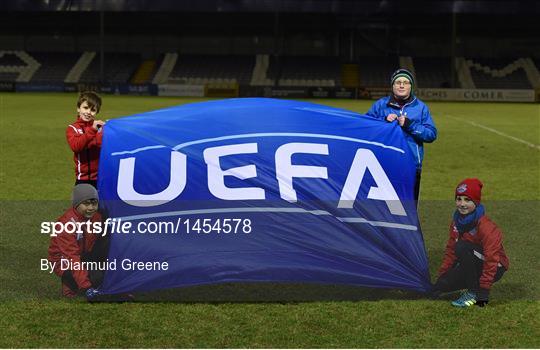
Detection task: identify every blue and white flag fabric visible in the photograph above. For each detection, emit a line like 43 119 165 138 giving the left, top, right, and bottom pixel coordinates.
97 98 431 294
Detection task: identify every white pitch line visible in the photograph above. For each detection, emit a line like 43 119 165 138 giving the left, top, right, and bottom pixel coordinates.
445 114 540 151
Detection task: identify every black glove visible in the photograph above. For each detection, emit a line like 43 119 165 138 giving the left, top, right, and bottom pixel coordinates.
402 117 412 129
476 288 490 307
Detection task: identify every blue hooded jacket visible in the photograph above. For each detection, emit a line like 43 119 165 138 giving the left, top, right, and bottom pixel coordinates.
366 95 437 170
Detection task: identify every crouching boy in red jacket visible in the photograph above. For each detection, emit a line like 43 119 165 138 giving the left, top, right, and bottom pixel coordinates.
433 178 509 307
48 184 106 299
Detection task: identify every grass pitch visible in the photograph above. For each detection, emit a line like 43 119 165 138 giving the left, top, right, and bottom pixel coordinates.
0 93 539 347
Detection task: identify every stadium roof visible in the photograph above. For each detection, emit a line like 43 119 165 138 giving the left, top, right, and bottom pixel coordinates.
2 0 539 14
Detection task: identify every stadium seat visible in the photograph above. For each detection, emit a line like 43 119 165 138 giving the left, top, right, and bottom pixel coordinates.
270 56 340 87
168 55 254 86
412 57 453 88
79 53 142 83
467 58 533 89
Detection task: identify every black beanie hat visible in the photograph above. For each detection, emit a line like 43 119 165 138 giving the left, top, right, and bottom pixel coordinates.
391 68 415 90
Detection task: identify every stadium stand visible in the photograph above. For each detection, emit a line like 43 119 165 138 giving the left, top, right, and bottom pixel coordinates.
0 72 19 81
131 57 159 84
0 52 26 66
79 53 141 83
2 49 538 90
0 51 41 82
65 52 95 83
341 63 359 88
267 56 340 87
30 52 80 83
412 57 453 88
357 56 399 87
250 54 273 86
467 58 533 89
168 55 254 85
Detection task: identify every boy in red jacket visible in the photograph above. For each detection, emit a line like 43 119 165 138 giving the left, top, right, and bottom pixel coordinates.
48 184 105 299
433 178 509 307
66 91 106 188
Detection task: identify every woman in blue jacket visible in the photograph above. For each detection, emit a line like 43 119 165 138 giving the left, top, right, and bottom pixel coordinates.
366 68 437 201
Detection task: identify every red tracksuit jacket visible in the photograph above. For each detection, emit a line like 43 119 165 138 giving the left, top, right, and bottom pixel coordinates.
438 215 509 290
48 207 101 290
66 117 103 181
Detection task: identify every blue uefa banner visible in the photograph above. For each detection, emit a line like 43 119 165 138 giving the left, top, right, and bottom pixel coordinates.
97 98 431 294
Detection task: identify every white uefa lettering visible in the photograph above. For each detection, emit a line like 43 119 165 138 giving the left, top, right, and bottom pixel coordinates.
203 143 265 200
275 142 329 202
338 148 406 216
117 151 187 207
116 142 405 216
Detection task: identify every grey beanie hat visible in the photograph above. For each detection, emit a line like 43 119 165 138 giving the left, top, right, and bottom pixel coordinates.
72 184 98 207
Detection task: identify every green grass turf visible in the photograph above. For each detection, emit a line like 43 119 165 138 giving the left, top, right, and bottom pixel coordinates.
0 93 539 347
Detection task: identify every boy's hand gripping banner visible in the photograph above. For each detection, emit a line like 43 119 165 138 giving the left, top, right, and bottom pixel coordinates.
98 98 431 294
